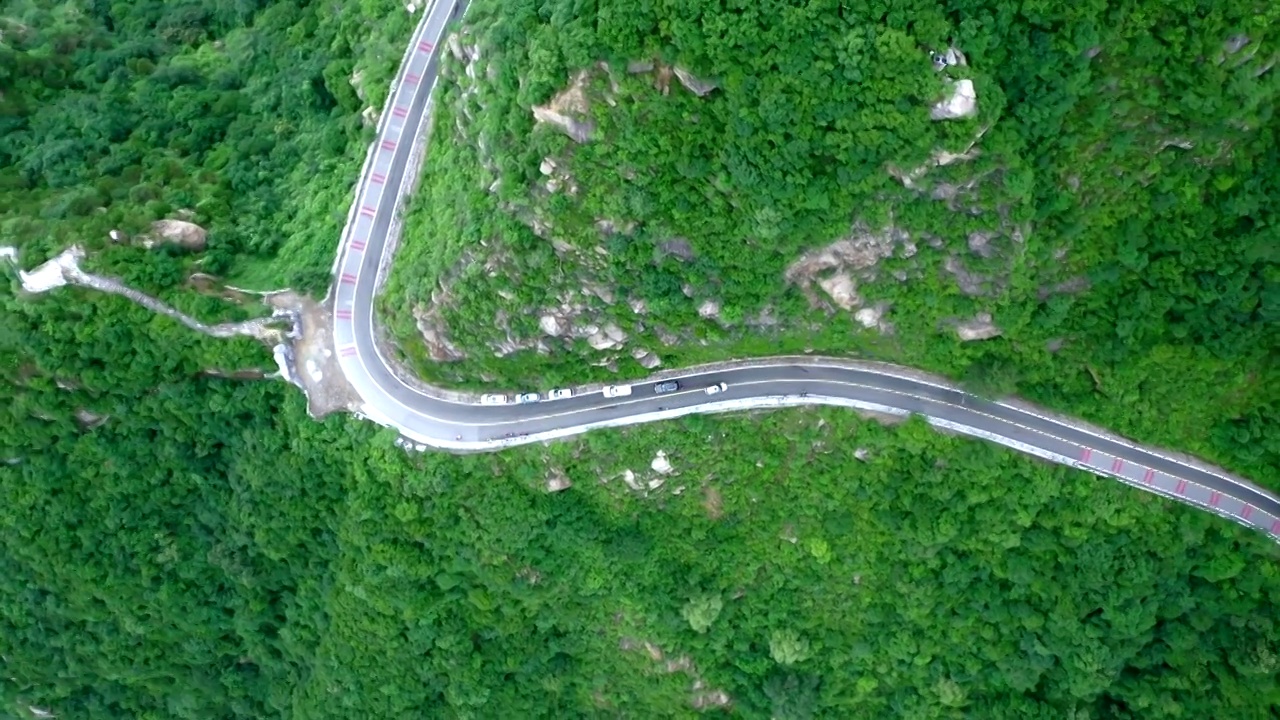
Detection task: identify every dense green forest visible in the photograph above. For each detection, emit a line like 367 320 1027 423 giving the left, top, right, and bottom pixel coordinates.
386 0 1280 484
3 0 1280 717
0 0 416 292
5 322 1280 718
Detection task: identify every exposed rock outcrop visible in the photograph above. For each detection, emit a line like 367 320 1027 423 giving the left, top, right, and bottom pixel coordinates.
928 45 978 120
349 69 368 103
546 468 572 492
632 347 661 369
583 282 614 304
413 303 466 361
539 314 567 337
532 70 595 142
592 218 621 237
854 306 881 328
817 272 859 310
651 450 674 475
956 312 1002 341
586 323 628 350
691 686 732 710
854 302 895 331
944 255 993 297
672 66 717 96
786 225 910 311
1038 275 1091 300
658 237 695 261
75 408 109 429
622 58 719 98
489 309 540 357
533 104 593 143
931 78 977 120
537 156 579 196
967 230 997 258
147 219 207 250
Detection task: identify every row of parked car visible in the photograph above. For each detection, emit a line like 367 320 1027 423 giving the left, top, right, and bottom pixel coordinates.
479 390 567 405
479 380 728 406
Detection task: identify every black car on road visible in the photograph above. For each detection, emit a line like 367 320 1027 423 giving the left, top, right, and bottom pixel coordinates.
653 380 680 394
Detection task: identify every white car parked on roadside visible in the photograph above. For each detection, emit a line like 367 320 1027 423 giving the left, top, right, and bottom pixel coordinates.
602 384 633 398
548 388 573 400
480 393 508 405
516 392 540 404
704 382 729 395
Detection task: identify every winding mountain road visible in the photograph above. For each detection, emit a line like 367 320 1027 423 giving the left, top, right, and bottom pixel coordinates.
328 0 1280 542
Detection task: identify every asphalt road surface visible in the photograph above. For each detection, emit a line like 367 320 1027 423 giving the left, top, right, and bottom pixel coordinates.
328 0 1280 543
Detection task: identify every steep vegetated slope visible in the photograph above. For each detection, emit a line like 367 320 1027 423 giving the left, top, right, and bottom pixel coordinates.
0 0 416 293
1 0 393 716
297 412 1280 719
386 0 1280 481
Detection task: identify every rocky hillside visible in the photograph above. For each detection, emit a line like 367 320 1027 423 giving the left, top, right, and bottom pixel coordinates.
386 5 1022 371
383 0 1278 475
